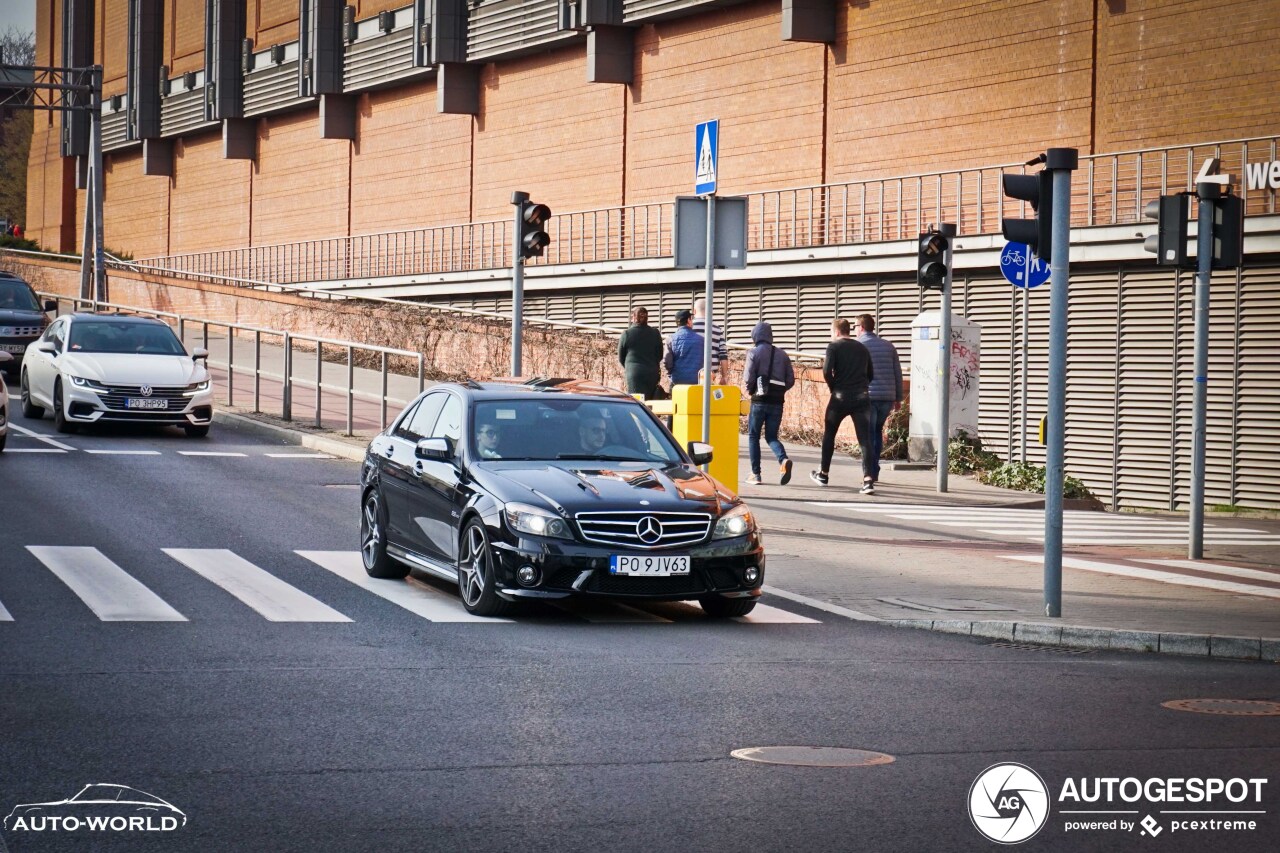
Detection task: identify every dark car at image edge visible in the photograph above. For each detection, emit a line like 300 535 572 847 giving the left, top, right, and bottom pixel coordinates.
359 379 765 617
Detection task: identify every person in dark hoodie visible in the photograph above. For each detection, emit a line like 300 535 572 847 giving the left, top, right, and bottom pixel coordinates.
742 321 796 486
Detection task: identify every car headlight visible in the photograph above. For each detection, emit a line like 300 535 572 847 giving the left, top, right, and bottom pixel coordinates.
503 502 573 540
713 503 757 539
183 379 211 395
69 375 108 393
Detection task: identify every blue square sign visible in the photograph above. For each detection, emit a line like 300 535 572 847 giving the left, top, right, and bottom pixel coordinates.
694 120 718 196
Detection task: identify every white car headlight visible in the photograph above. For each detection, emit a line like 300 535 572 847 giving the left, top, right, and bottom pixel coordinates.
713 503 756 539
69 375 108 393
183 379 211 396
504 502 573 540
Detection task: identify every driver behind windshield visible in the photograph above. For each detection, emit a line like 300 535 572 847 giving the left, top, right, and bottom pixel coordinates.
578 415 608 454
476 421 502 459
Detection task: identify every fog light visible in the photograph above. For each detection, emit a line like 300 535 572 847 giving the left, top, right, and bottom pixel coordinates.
516 565 540 587
743 566 760 585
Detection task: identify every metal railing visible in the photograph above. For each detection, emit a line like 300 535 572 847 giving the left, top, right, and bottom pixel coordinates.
133 135 1280 285
39 293 426 435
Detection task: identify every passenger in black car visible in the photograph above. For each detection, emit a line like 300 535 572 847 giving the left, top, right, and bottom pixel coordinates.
476 421 503 459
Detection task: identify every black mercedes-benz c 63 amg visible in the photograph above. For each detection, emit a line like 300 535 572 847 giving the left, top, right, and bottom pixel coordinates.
360 379 764 618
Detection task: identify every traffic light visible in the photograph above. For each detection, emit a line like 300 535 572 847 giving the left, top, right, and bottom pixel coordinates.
1141 194 1190 268
512 191 551 259
917 229 948 291
1207 192 1243 270
1001 170 1052 261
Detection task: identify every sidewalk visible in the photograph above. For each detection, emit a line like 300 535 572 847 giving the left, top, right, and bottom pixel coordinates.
215 408 1280 663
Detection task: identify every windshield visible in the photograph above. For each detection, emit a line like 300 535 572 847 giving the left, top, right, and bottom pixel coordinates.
68 320 186 355
472 398 684 464
0 281 40 311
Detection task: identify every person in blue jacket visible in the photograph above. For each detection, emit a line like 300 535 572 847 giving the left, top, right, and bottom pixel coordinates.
663 309 705 387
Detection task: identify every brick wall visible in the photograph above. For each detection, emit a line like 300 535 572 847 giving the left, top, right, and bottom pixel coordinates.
168 132 253 255
98 0 129 99
253 0 299 49
350 83 474 233
166 0 205 76
253 112 351 245
104 150 171 258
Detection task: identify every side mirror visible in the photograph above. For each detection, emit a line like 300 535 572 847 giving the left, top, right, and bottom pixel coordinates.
688 441 714 466
415 437 452 461
191 347 209 362
43 300 57 313
37 342 57 355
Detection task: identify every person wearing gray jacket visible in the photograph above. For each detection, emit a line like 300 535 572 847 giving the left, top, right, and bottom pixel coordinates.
855 314 904 485
742 321 796 486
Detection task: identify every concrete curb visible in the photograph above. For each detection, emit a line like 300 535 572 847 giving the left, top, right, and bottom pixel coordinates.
213 410 368 463
877 616 1278 663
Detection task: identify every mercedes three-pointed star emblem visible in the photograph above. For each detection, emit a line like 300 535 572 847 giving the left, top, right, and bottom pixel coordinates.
636 515 663 544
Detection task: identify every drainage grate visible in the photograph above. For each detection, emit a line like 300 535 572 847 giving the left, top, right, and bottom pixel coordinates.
1161 699 1280 716
988 642 1094 655
730 746 896 767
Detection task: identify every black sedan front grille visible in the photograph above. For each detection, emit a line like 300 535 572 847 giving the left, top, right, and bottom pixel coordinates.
575 511 712 550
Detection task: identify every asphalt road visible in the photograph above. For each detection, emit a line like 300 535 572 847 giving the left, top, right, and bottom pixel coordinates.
0 418 1276 852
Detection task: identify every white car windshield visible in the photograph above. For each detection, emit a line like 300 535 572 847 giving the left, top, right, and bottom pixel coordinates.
472 399 683 463
68 321 186 355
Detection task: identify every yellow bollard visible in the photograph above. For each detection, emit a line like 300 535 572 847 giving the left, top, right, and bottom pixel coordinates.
664 384 743 493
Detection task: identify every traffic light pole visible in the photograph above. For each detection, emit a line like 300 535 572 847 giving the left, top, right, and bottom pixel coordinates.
1188 183 1216 559
511 204 525 377
1043 148 1078 618
936 223 955 493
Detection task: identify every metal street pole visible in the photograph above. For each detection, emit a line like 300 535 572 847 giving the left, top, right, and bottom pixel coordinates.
1188 183 1216 559
1043 147 1078 618
89 66 107 303
1021 255 1031 463
511 201 524 377
701 194 716 447
936 223 955 493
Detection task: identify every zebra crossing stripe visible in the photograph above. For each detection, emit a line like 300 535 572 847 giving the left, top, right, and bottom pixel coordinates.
26 546 187 621
178 451 248 457
7 424 76 450
3 448 66 453
1146 559 1280 586
1003 555 1280 599
84 449 161 455
264 453 333 459
295 551 510 623
164 549 351 622
0 597 11 621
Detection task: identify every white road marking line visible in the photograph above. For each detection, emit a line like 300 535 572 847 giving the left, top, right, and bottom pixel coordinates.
736 602 821 624
1002 555 1280 599
264 453 333 459
976 527 1280 537
0 597 11 621
164 549 351 622
1146 559 1280 585
26 546 187 621
763 587 879 621
3 448 66 453
178 451 248 457
7 423 76 450
296 551 508 623
84 449 162 455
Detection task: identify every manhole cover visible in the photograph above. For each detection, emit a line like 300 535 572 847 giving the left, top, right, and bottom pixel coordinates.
1162 699 1280 716
730 746 895 767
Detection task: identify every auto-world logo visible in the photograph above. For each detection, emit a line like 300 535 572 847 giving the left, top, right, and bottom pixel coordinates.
3 783 186 834
969 763 1051 844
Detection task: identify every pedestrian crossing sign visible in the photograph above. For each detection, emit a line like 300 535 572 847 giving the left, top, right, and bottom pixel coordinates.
695 120 718 196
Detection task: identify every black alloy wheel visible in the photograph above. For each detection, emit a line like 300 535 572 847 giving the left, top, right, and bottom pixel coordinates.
698 595 757 618
20 371 44 419
361 488 407 579
184 424 210 438
52 380 77 434
456 519 515 618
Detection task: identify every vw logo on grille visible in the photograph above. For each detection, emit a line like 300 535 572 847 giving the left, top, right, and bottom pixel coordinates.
140 384 153 397
636 516 663 544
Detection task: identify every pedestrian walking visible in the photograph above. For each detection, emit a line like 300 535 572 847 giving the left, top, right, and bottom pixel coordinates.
663 309 704 387
618 306 664 398
810 318 875 493
691 297 728 385
742 321 795 486
855 313 903 485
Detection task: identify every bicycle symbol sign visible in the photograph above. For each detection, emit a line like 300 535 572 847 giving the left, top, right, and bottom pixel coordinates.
999 241 1051 289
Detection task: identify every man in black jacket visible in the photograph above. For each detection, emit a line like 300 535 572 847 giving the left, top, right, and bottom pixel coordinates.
617 306 664 398
811 318 876 493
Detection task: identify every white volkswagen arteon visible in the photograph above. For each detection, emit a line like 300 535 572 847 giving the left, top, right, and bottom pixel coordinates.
21 313 214 437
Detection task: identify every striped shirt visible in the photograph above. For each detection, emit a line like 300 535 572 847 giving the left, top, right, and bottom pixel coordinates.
691 318 728 364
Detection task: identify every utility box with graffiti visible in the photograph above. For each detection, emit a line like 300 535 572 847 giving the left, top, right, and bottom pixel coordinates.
908 311 982 462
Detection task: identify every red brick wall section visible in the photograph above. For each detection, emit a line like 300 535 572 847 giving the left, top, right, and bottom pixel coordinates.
354 0 405 18
104 151 171 259
1095 0 1280 150
168 132 253 255
253 112 351 245
253 0 299 48
628 2 826 201
472 47 625 220
167 0 205 76
98 0 130 99
350 83 474 234
828 0 1094 179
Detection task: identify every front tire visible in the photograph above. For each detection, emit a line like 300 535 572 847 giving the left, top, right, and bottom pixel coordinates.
20 371 44 419
361 488 407 579
184 424 210 438
52 380 77 434
456 519 515 617
699 596 757 618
